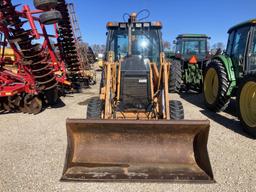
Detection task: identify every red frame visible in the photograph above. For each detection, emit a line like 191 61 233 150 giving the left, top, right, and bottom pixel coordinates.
0 25 37 97
0 5 71 97
0 3 71 98
18 5 70 86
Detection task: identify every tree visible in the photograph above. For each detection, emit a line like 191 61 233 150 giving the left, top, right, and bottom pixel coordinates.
212 42 225 50
211 42 226 55
91 44 106 55
163 40 171 51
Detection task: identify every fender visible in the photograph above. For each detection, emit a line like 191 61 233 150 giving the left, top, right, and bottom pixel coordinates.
213 55 237 96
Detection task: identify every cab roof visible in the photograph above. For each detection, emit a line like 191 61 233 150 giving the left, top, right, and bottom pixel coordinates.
106 21 162 30
228 19 256 33
176 34 210 39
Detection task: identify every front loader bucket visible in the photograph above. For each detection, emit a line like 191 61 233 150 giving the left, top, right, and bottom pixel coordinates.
61 119 214 183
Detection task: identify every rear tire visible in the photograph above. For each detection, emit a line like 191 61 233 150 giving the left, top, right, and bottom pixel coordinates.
203 60 230 112
237 74 256 138
169 100 184 120
86 97 102 119
33 0 58 11
169 59 182 93
39 10 62 25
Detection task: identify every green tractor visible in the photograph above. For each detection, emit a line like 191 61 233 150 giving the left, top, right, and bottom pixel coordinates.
203 19 256 137
169 34 210 93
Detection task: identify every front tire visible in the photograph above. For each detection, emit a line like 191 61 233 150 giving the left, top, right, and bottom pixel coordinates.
237 74 256 138
86 97 102 119
203 60 230 112
169 100 184 120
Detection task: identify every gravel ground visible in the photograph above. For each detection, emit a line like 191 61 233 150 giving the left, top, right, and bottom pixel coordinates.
0 74 255 192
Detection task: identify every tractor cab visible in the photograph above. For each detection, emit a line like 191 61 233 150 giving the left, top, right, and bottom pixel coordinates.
106 13 163 66
169 34 210 93
174 34 210 62
226 19 256 74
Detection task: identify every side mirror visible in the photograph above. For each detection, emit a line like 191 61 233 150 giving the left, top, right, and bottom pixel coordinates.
173 40 177 44
106 32 108 36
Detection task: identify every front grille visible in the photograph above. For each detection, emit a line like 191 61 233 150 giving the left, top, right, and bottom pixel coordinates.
120 72 150 110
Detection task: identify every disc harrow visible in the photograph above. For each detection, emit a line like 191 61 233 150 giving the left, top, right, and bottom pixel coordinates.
56 0 83 85
2 2 58 92
0 0 59 114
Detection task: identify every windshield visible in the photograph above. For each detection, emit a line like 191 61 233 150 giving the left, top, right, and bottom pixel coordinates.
249 30 256 71
107 28 162 64
176 39 207 55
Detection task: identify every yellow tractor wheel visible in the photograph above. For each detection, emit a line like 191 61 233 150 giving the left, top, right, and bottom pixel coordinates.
204 68 219 105
237 75 256 138
203 60 230 111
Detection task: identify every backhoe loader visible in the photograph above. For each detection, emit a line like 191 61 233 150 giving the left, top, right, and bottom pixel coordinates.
61 13 214 182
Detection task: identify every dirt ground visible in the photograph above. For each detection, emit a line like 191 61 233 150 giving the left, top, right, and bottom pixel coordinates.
0 73 255 192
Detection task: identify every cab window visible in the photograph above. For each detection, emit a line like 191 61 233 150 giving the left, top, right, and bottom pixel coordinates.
231 26 250 57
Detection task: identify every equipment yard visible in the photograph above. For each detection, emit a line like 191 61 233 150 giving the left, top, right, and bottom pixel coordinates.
0 0 255 191
0 73 255 192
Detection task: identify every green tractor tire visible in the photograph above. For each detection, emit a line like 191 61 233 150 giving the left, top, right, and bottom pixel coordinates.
203 60 231 112
169 59 182 93
237 74 256 138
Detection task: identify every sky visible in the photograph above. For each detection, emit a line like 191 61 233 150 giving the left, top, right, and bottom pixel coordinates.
13 0 256 47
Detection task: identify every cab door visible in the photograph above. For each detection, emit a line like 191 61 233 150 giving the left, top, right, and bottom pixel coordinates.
226 26 251 77
247 27 256 73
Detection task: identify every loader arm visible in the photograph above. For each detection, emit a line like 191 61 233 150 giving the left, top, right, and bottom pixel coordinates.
156 52 170 119
102 51 117 119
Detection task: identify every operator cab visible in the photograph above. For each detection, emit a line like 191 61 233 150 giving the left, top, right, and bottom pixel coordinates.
106 13 163 66
174 34 210 61
226 19 256 74
105 13 164 110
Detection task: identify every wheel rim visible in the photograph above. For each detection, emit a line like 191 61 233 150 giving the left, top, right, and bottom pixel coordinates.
239 81 256 128
204 68 219 104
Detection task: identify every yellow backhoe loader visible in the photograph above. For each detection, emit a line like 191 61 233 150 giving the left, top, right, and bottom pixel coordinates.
61 13 214 182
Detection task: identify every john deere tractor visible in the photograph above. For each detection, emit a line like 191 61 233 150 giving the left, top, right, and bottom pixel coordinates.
203 19 256 137
169 34 210 93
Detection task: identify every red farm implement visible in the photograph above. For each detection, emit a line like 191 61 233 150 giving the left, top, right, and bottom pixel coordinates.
18 0 92 89
0 0 61 114
0 30 40 114
17 4 72 89
0 0 93 114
